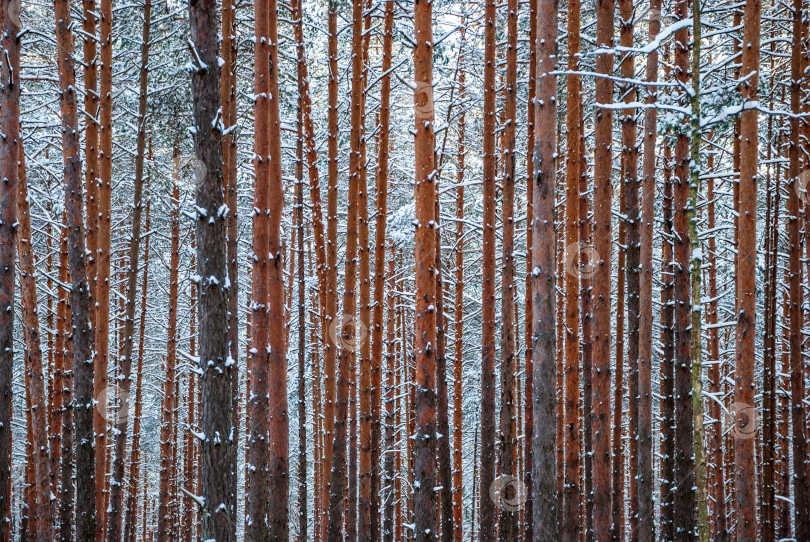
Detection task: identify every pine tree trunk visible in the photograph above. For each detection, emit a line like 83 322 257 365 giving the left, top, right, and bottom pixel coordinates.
248 0 287 532
788 3 810 537
384 243 397 542
592 0 614 534
0 0 20 534
17 146 53 542
636 2 660 539
478 0 498 537
189 0 238 532
106 2 150 536
735 0 760 535
326 0 364 538
157 172 181 542
57 215 75 542
532 0 559 537
124 200 151 542
54 0 97 534
498 0 519 536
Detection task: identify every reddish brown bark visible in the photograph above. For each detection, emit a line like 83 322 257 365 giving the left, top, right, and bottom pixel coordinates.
17 146 53 542
325 0 364 538
478 0 497 537
592 0 614 534
734 0 760 536
412 1 438 539
452 48 466 542
157 172 180 542
498 0 519 537
562 0 581 536
636 2 660 539
54 0 97 533
124 200 150 542
106 1 150 536
247 0 287 533
0 0 21 533
384 243 397 542
788 2 810 537
532 0 559 537
57 215 75 542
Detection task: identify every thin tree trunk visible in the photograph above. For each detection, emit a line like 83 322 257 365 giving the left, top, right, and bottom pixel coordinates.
532 0 559 536
593 0 615 534
619 0 638 535
562 0 581 533
412 0 438 539
452 46 466 542
157 171 181 542
478 0 497 537
54 0 97 534
17 145 53 542
0 0 21 534
384 243 397 542
125 200 151 542
247 0 287 532
498 0 519 536
295 96 308 542
735 0 760 535
636 1 660 538
326 0 364 538
57 215 75 542
788 2 810 537
106 1 150 536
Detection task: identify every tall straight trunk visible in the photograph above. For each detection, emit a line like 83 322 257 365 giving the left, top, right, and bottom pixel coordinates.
532 0 559 538
17 148 53 541
672 0 697 536
220 0 240 502
157 173 181 542
636 2 660 539
105 0 149 535
57 216 75 542
54 0 97 535
524 3 536 538
372 4 395 540
188 0 237 532
247 0 287 533
95 0 113 528
412 0 438 539
660 137 675 541
321 2 340 533
706 167 727 542
498 0 519 537
592 0 614 534
326 0 364 538
0 0 20 534
478 0 497 537
295 102 308 542
125 201 150 542
735 0 759 535
619 0 638 536
788 2 810 538
562 0 582 536
612 175 626 542
384 243 397 542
